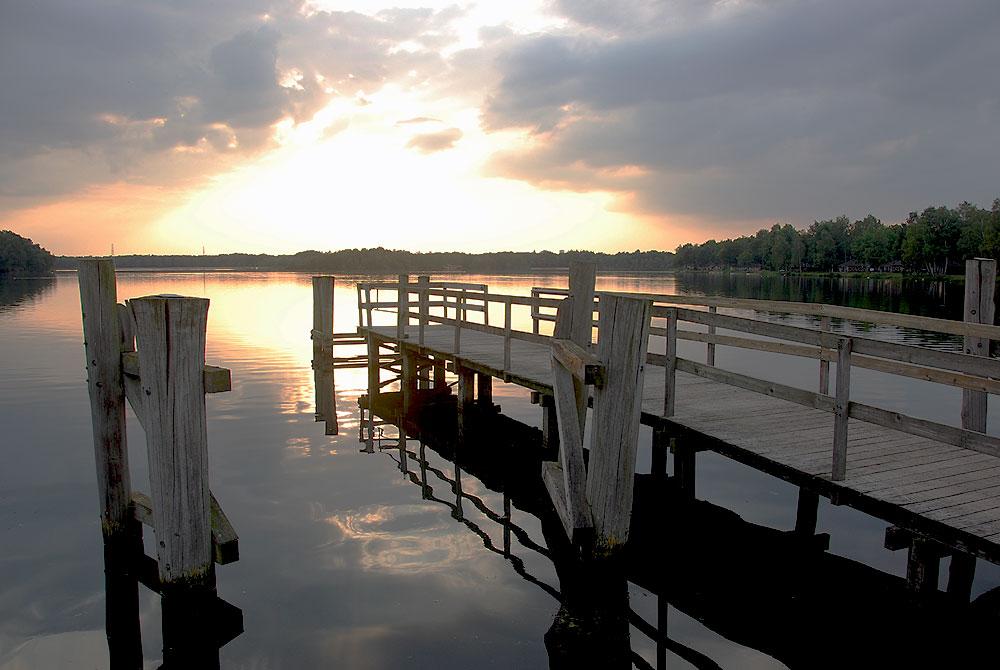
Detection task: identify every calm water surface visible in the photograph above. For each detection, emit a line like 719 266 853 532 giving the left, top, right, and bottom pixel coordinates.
1 271 997 669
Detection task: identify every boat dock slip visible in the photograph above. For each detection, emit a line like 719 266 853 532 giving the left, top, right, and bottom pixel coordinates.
323 259 1000 593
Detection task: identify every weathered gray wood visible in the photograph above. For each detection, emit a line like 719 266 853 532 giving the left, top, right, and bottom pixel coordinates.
553 299 588 438
396 274 409 340
677 307 1000 379
663 309 677 418
818 316 831 394
122 351 230 394
586 294 652 551
504 298 512 376
602 288 1000 340
312 274 336 428
418 275 430 345
78 259 132 536
568 260 596 347
131 490 239 565
367 333 380 402
545 357 594 543
963 259 996 433
706 305 717 366
551 338 605 387
130 295 213 588
832 338 853 481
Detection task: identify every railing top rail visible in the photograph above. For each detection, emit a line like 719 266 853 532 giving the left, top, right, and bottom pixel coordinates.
596 290 1000 341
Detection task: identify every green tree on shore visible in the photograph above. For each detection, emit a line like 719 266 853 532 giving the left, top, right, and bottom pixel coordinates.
0 231 54 276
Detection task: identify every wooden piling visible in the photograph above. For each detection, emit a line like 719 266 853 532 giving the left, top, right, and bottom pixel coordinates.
456 364 474 443
818 316 831 394
706 305 717 366
401 349 417 415
131 296 213 589
962 258 996 433
312 276 336 433
78 259 132 536
585 294 652 551
417 275 429 346
477 372 493 407
906 537 941 593
663 308 677 418
794 488 820 536
947 552 976 602
568 260 596 347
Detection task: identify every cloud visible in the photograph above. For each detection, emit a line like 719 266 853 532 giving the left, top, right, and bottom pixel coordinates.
482 0 1000 230
0 0 463 213
406 128 463 153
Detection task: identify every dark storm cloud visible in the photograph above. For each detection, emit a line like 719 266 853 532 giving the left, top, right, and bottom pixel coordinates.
483 0 1000 227
0 0 462 207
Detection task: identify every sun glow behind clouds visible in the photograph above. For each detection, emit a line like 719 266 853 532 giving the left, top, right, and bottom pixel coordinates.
154 84 642 253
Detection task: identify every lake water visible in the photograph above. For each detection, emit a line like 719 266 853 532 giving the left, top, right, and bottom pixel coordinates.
1 271 998 669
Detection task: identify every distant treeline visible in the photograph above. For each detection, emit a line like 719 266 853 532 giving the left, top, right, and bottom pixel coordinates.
675 199 1000 275
54 248 676 273
1 230 54 276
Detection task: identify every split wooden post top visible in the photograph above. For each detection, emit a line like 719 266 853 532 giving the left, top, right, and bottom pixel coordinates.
567 260 597 347
130 294 214 588
78 258 132 536
586 293 652 553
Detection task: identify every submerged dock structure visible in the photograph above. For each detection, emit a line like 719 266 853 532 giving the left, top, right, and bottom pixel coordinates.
317 259 1000 596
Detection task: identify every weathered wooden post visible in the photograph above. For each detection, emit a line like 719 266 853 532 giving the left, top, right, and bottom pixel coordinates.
662 308 677 418
477 372 493 408
831 337 852 481
417 275 429 347
963 258 996 433
312 276 337 435
568 260 596 347
397 273 409 340
706 305 717 366
456 364 475 443
131 296 213 590
818 316 832 394
586 294 652 552
78 259 132 538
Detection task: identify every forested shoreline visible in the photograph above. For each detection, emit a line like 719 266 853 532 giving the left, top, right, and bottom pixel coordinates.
35 198 1000 277
0 231 54 276
675 200 1000 275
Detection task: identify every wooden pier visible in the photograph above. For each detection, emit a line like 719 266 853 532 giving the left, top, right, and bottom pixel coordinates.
327 259 1000 590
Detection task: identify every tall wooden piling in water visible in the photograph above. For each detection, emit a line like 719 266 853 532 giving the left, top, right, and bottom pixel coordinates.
312 276 337 434
131 296 214 589
79 259 132 537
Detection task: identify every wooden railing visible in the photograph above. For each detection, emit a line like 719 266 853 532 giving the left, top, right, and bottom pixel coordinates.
357 260 997 482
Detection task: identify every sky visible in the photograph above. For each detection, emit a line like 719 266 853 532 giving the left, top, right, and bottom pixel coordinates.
1 0 998 255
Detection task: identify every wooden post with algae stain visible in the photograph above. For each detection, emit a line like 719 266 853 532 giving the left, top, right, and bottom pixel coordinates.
131 295 214 589
585 293 652 553
78 258 132 537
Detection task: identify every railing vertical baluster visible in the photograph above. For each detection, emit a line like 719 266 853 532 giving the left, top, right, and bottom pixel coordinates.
396 274 408 340
819 316 831 394
707 305 717 366
963 258 996 433
531 288 540 335
663 307 677 418
418 275 429 346
504 298 512 378
364 287 373 329
832 337 852 481
356 284 363 329
483 285 490 326
453 290 461 354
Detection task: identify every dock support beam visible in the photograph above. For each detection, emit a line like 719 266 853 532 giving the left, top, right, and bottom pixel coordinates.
906 537 941 593
651 425 669 477
131 296 213 590
963 258 996 433
78 259 132 538
401 348 417 415
947 552 976 602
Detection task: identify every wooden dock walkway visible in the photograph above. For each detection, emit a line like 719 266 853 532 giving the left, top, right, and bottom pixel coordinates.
364 322 1000 563
311 258 1000 594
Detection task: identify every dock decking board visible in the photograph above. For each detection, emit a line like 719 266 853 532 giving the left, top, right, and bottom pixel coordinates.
362 324 1000 562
